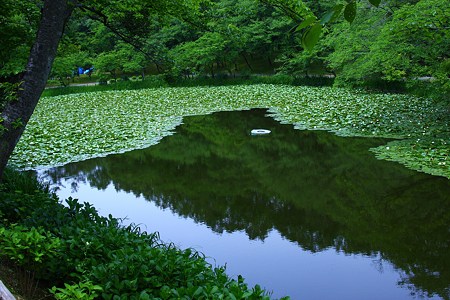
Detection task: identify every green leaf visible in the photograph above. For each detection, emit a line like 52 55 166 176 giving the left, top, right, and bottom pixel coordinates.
242 291 253 297
368 0 381 7
139 291 150 300
296 17 316 32
301 23 322 51
228 294 237 300
344 1 357 23
320 4 344 25
193 287 204 297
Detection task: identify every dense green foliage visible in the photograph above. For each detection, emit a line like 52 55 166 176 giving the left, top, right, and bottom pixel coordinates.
0 168 274 299
43 75 170 97
2 0 448 99
323 0 449 98
52 0 450 99
0 0 39 78
41 74 334 97
11 85 449 178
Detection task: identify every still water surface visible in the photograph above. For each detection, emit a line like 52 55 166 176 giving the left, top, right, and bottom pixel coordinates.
36 109 450 300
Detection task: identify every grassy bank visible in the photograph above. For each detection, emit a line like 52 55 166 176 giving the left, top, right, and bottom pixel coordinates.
0 169 276 299
42 75 334 97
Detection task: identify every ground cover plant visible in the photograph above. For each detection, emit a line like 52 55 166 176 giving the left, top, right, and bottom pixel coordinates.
0 168 274 299
11 84 449 178
42 75 169 97
40 74 332 98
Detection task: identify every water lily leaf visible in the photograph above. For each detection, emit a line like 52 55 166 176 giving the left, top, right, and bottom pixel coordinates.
9 85 449 179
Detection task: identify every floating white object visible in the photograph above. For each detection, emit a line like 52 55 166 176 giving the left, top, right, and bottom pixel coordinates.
251 129 271 135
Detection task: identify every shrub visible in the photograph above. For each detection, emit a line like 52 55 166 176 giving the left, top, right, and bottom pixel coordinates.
98 75 109 85
0 168 57 225
292 76 334 87
42 75 169 97
51 281 103 300
0 169 275 299
250 74 293 85
0 225 61 269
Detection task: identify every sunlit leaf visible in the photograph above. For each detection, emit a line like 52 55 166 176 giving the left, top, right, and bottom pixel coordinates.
296 17 316 31
301 23 322 51
320 4 344 25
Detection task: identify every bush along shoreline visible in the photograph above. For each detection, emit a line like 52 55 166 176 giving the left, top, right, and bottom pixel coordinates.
0 169 281 299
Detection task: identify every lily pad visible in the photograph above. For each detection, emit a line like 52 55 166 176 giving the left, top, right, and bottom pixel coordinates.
9 85 450 178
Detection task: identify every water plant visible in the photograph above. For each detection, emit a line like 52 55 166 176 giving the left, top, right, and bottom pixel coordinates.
10 84 449 178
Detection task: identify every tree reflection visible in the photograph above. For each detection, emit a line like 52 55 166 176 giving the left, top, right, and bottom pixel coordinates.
38 109 450 299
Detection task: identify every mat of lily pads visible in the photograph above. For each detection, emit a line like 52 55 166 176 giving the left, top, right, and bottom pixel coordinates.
11 84 449 178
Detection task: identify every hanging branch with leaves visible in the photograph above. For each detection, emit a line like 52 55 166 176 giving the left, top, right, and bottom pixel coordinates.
261 0 382 51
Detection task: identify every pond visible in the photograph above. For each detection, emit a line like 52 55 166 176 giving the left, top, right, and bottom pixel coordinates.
34 109 450 300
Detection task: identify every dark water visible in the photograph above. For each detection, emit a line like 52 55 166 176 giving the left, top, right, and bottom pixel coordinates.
36 109 450 300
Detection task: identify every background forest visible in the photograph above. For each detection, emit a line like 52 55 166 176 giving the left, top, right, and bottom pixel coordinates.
1 0 449 100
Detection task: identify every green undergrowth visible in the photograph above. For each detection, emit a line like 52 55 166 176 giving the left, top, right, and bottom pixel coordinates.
11 84 450 178
42 75 334 98
42 75 169 97
0 168 277 299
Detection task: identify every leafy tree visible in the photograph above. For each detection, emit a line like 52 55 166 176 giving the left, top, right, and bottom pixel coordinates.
170 32 227 78
370 0 449 96
325 0 449 97
0 0 204 179
94 50 126 81
0 0 40 78
240 6 293 71
324 5 388 85
51 43 90 86
94 43 147 80
121 45 147 78
0 0 73 179
260 0 386 53
203 0 294 73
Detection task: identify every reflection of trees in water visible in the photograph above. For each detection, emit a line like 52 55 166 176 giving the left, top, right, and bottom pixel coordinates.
43 165 110 193
39 109 450 299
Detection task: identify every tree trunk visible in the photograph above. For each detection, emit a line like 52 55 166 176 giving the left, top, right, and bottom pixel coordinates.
241 53 253 71
0 0 73 179
154 62 161 74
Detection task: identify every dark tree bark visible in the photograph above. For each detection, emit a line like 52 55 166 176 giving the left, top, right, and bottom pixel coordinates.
241 53 253 71
0 0 73 179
